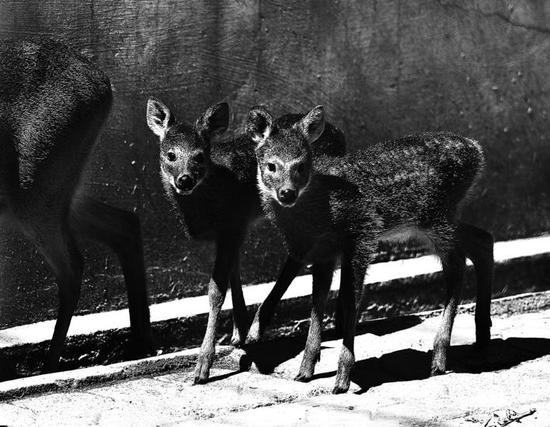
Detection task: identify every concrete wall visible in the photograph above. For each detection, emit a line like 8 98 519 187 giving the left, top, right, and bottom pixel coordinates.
1 0 550 327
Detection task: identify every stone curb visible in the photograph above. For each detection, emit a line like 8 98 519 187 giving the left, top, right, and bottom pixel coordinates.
2 235 549 351
0 346 233 401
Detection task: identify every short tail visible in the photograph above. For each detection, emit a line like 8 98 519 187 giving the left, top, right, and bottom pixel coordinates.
458 137 485 211
466 137 485 186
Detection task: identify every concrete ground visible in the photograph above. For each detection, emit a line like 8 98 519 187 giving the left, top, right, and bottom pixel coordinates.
2 304 550 426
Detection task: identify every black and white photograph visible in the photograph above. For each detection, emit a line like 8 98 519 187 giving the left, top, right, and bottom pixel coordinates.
1 1 549 425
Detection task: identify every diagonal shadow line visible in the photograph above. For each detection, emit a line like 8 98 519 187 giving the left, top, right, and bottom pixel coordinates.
242 336 550 394
351 336 550 394
203 369 242 384
242 314 423 375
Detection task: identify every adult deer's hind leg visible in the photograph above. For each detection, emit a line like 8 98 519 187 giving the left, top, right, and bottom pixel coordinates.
0 127 18 218
22 218 84 373
70 196 153 356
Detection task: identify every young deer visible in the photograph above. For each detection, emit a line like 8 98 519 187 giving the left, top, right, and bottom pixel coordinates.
0 39 153 374
247 105 494 393
146 99 345 384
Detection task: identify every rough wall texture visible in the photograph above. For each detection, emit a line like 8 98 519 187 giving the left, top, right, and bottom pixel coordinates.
1 0 549 327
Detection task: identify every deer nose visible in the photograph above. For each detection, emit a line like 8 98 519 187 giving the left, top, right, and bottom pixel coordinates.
176 174 195 192
278 188 297 205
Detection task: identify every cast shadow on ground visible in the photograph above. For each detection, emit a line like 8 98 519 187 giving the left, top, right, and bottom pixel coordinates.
241 315 422 375
240 315 550 393
206 368 243 383
349 337 550 394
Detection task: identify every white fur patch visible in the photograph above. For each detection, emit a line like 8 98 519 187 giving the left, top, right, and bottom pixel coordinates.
256 165 278 203
297 178 311 200
466 137 483 155
253 127 271 149
378 225 434 251
146 98 171 140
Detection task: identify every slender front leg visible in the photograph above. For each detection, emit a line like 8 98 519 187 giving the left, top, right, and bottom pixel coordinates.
194 234 240 384
246 256 303 344
333 252 366 394
431 246 466 375
229 253 249 347
295 260 335 382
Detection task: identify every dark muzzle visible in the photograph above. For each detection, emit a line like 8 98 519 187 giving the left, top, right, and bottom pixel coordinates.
278 188 297 206
175 174 195 192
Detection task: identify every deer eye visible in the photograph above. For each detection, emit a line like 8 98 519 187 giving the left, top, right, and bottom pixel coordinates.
194 152 205 163
267 162 276 172
166 152 177 162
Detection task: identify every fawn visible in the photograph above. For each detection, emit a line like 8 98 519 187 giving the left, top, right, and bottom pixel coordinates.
247 105 494 393
146 99 345 383
0 39 153 374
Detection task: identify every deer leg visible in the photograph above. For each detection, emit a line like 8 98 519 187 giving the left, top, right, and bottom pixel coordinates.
246 255 303 344
69 196 153 357
333 250 366 394
295 260 335 382
0 127 17 207
194 233 240 384
24 221 83 373
458 222 494 347
229 253 248 347
431 237 466 376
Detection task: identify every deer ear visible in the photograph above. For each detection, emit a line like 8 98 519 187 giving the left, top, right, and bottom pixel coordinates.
195 102 229 140
295 105 325 144
246 106 273 146
146 97 174 139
